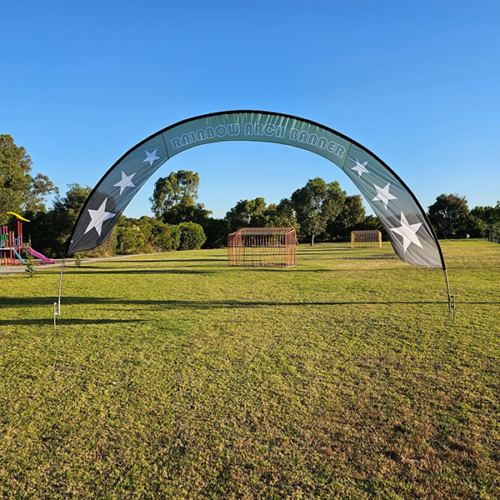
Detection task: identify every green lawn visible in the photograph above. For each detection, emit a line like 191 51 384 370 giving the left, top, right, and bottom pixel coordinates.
1 240 499 499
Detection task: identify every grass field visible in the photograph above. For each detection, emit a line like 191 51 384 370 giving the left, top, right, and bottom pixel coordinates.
1 240 499 499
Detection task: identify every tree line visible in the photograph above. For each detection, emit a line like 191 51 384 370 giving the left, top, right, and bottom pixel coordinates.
1 134 499 259
149 169 385 247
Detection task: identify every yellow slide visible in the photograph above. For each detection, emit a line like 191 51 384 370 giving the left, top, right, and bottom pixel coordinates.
6 212 30 222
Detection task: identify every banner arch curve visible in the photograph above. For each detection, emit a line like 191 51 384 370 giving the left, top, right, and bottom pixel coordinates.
67 110 445 269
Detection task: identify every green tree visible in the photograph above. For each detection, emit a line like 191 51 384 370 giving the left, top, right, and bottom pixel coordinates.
469 202 500 239
251 199 298 228
358 215 389 241
428 194 469 239
0 134 33 224
52 183 92 227
52 184 93 255
291 178 346 245
200 218 230 249
150 170 211 224
225 197 267 232
22 184 92 258
326 194 366 240
24 173 59 212
0 135 58 224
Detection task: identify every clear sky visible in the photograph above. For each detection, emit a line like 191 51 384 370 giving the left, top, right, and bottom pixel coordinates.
2 0 499 219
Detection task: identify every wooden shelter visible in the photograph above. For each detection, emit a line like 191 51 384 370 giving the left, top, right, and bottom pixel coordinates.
228 227 296 268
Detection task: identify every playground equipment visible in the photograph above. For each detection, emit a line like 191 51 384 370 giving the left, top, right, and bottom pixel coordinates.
1 217 25 266
0 212 56 266
22 245 56 264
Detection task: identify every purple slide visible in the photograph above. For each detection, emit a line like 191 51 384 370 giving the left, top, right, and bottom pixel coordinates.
22 245 56 264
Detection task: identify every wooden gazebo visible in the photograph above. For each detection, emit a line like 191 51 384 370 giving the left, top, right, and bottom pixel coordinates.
228 227 296 268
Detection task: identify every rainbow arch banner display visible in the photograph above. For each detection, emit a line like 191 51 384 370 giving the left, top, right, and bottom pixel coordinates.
66 111 445 269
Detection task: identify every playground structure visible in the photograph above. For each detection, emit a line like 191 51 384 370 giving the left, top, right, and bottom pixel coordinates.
228 227 296 268
351 230 382 248
0 212 56 266
1 218 25 266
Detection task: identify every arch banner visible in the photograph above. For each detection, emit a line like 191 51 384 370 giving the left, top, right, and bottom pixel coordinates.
66 111 445 269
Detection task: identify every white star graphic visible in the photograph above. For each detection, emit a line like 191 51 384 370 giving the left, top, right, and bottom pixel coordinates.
373 182 398 210
143 149 160 166
84 198 116 237
389 212 423 252
351 159 369 177
114 170 136 195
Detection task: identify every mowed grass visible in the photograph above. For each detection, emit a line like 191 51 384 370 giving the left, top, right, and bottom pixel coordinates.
0 240 499 499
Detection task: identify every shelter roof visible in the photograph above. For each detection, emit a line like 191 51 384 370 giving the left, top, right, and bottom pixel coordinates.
229 227 296 237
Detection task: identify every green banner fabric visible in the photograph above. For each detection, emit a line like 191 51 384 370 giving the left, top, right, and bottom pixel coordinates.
66 111 445 269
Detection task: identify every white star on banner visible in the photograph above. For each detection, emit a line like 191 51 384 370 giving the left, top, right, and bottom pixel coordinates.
389 212 423 252
84 198 116 237
351 159 369 177
143 149 160 166
373 182 398 210
114 170 136 195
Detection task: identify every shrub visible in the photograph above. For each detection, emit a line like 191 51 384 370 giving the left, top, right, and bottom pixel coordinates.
116 225 144 254
23 248 34 278
200 218 230 249
74 253 82 267
83 225 118 257
152 223 181 251
178 222 206 250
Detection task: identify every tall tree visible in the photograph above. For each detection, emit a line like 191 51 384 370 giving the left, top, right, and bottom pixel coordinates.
0 134 33 224
326 194 366 240
469 202 500 238
27 184 92 258
24 173 59 213
0 135 58 224
225 197 267 232
52 183 93 252
361 215 385 233
150 170 210 224
259 198 297 228
291 178 346 245
428 194 469 238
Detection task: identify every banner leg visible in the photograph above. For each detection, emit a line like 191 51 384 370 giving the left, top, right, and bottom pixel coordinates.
443 268 452 315
54 258 66 326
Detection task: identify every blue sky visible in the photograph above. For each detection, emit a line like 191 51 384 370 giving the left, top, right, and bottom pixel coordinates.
2 0 499 219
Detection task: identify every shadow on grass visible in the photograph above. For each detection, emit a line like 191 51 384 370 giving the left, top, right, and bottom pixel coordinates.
2 296 499 309
242 267 404 272
344 255 397 260
75 266 407 274
99 258 226 264
0 318 147 326
17 267 409 278
296 249 359 255
62 268 216 275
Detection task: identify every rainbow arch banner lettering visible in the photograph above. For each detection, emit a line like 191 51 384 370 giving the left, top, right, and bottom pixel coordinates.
66 111 445 269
